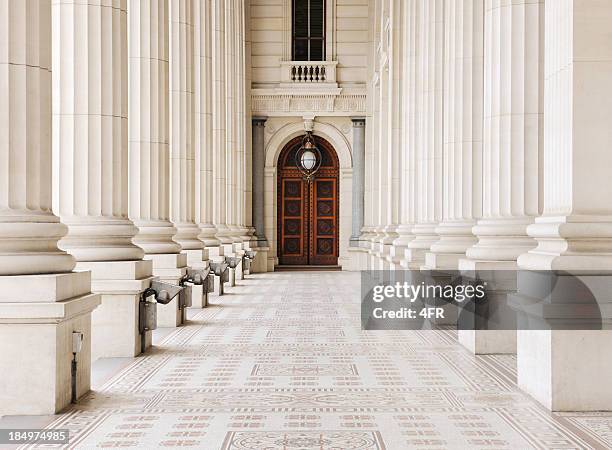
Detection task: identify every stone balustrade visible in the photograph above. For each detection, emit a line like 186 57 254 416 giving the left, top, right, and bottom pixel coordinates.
280 61 338 86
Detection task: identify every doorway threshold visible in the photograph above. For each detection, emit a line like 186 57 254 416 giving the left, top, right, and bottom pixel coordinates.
275 265 342 272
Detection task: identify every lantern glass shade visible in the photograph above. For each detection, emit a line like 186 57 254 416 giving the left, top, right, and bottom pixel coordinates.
300 150 317 171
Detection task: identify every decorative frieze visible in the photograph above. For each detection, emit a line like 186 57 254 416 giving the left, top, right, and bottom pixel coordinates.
251 91 367 116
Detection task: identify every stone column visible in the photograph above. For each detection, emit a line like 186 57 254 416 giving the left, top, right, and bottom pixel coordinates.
361 2 378 269
458 0 543 354
224 0 238 248
249 117 269 272
236 0 251 254
383 0 402 269
169 0 207 310
425 0 484 270
243 0 256 247
393 0 418 268
169 0 204 255
350 118 366 246
515 0 612 411
129 0 179 255
212 0 231 257
129 0 188 319
404 0 444 270
367 2 383 270
252 118 268 247
53 0 154 358
195 0 221 260
0 0 99 415
368 75 382 269
347 117 368 271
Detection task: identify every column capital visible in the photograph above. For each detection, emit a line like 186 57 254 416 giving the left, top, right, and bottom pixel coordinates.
252 116 268 126
351 117 366 127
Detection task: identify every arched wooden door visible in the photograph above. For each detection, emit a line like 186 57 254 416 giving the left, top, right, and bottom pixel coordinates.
277 135 339 266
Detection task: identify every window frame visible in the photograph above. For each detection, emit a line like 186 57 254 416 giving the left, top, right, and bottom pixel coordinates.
292 0 327 61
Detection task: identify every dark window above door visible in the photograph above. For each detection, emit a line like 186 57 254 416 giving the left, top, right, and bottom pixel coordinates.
292 0 325 61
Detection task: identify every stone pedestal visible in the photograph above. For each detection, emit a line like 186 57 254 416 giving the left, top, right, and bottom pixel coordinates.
246 247 269 274
459 330 516 355
457 259 518 354
78 261 154 360
346 247 369 272
518 330 612 411
221 243 235 257
510 271 612 410
144 254 187 327
0 272 100 415
183 248 209 308
207 245 225 263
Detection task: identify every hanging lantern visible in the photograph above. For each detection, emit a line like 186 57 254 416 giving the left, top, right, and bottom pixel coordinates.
294 131 322 183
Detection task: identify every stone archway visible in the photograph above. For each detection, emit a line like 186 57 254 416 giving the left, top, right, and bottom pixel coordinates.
277 135 340 266
263 120 353 271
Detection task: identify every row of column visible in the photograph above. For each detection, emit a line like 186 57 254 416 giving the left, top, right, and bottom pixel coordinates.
0 0 251 415
362 0 612 411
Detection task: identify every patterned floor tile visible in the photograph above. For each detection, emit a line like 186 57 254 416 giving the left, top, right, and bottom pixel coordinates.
13 271 612 449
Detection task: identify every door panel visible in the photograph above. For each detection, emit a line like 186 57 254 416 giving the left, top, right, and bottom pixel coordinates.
278 136 339 266
279 177 308 265
310 178 338 265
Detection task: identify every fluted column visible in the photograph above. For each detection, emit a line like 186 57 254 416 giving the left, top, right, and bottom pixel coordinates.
169 0 201 250
0 0 75 275
350 118 366 246
368 1 383 268
368 72 381 265
213 0 231 247
0 0 100 415
383 0 402 267
243 0 255 244
393 0 418 264
53 0 143 262
425 0 484 270
236 0 249 243
457 0 543 356
360 2 379 262
404 0 444 269
460 0 543 267
515 0 612 412
224 0 237 242
195 0 219 249
129 0 180 255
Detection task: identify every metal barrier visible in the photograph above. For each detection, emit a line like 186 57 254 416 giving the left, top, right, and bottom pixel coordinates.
209 261 229 295
138 281 183 353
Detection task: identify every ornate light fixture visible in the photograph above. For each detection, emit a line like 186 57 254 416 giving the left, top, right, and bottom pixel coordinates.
294 131 322 183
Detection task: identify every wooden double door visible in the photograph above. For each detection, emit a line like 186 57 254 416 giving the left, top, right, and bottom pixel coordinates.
278 136 339 266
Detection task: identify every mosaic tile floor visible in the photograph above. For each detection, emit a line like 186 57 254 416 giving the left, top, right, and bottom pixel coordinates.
14 271 612 449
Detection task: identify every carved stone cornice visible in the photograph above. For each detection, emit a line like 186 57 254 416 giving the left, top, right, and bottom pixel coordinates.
251 88 367 117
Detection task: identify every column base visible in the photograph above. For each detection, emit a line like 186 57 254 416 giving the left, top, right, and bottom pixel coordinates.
143 253 188 327
206 245 225 263
458 330 517 355
76 260 154 360
518 330 612 411
346 247 368 271
457 258 519 354
184 248 209 269
423 252 462 270
425 221 477 270
221 243 235 257
249 247 269 273
0 272 100 415
182 249 209 308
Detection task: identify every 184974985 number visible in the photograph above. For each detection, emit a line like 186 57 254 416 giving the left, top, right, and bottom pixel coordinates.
1 429 69 444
